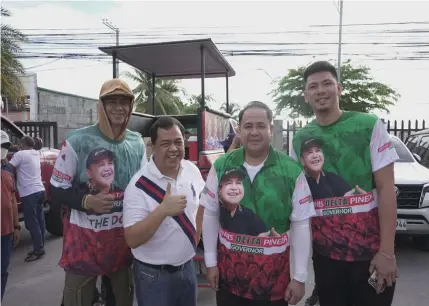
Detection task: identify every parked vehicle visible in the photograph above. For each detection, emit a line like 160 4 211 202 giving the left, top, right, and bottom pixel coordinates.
405 128 429 169
392 135 429 251
1 115 62 236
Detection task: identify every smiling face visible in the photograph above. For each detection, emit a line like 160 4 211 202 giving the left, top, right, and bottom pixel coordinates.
103 95 132 127
87 157 114 190
304 71 342 115
220 177 244 206
153 125 184 173
301 146 324 176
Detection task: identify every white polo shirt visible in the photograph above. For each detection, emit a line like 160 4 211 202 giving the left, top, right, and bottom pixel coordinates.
123 156 205 266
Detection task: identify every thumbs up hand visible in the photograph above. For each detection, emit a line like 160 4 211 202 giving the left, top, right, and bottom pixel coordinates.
160 183 187 216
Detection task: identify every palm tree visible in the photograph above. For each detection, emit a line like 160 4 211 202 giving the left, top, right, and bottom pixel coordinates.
221 102 241 120
181 94 216 114
1 7 28 103
123 69 184 115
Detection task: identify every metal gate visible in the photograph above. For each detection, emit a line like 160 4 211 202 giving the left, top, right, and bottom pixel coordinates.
14 121 58 149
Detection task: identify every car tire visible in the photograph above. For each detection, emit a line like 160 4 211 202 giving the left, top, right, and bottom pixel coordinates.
412 236 429 251
45 201 63 236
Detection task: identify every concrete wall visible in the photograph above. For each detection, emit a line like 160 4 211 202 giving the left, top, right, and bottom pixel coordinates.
37 88 98 146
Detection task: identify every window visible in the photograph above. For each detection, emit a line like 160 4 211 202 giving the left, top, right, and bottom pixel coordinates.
391 138 414 163
1 118 24 148
406 136 419 152
420 136 429 168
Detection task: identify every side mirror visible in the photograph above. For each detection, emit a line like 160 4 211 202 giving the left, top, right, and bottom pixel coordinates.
413 153 422 163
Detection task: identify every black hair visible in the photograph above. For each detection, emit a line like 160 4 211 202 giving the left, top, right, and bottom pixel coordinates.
21 136 35 148
149 116 185 145
303 61 338 84
238 101 273 124
184 130 191 135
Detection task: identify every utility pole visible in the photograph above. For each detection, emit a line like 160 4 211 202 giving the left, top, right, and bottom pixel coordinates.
337 0 344 82
103 18 119 78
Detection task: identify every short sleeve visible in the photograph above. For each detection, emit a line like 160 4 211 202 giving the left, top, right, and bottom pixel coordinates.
123 172 151 228
9 151 22 168
50 140 78 188
370 119 399 173
200 165 219 212
290 171 316 222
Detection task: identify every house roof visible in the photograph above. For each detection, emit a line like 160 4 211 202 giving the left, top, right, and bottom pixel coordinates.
99 38 235 79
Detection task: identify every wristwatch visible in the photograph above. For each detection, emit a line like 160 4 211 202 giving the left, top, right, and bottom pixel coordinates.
14 224 21 231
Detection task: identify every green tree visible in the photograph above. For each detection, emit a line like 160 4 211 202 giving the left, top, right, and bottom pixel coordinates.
123 69 184 115
1 7 28 103
181 94 216 114
272 59 399 118
220 102 241 120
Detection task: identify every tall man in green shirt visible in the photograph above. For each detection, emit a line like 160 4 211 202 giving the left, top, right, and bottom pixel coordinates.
199 101 316 306
292 61 398 306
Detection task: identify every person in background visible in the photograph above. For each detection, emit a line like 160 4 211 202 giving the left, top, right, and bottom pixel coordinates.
9 135 45 262
220 132 241 153
50 78 146 306
123 117 205 306
292 61 398 306
184 130 191 160
1 131 20 300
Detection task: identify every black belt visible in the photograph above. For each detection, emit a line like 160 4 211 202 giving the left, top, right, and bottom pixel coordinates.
135 259 188 273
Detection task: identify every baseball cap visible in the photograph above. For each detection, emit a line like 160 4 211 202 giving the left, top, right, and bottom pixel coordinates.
220 168 246 184
99 79 134 100
300 138 323 156
86 148 114 169
1 130 11 147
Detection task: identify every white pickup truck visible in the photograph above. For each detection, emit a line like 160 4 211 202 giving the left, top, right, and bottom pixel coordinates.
391 135 429 251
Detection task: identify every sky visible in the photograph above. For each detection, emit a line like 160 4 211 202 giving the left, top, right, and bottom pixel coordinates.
3 0 429 122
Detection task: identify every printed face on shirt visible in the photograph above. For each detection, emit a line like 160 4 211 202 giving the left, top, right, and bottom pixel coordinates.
87 157 114 190
103 95 132 127
304 71 342 114
219 177 244 207
153 125 185 170
239 107 273 155
301 145 324 177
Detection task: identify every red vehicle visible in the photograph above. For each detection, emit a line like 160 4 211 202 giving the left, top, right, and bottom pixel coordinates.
100 38 237 287
1 114 63 236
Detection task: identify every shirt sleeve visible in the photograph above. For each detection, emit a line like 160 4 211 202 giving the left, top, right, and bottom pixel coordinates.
200 165 220 212
50 140 77 189
123 173 151 228
9 151 22 168
370 119 399 173
290 171 316 222
49 139 87 212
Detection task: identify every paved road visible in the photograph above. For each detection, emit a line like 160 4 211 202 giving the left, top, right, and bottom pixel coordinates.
2 228 429 306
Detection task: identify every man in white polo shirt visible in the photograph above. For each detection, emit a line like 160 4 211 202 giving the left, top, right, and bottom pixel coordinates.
123 117 205 306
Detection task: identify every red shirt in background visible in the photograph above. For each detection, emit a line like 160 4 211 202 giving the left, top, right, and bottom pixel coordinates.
1 169 16 236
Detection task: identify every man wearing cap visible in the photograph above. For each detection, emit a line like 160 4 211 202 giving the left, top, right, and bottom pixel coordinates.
218 169 267 236
9 135 46 262
1 131 20 300
50 79 147 306
300 137 353 199
200 101 316 306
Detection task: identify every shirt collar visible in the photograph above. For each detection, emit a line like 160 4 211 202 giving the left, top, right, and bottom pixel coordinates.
230 145 277 167
147 154 185 181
